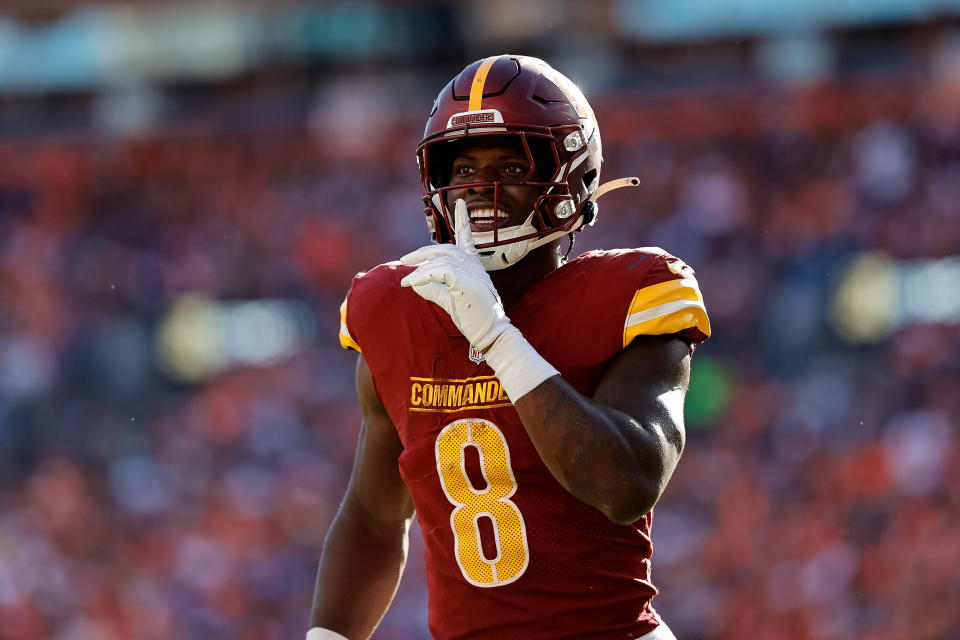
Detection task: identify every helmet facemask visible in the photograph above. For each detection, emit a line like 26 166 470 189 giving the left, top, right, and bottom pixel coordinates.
419 127 594 271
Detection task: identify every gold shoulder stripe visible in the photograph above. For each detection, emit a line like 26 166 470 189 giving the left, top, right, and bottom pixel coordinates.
623 306 711 346
469 57 499 111
623 278 711 346
627 278 701 316
339 299 361 352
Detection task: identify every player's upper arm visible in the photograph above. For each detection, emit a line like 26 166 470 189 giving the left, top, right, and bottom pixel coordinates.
593 334 691 462
341 355 414 531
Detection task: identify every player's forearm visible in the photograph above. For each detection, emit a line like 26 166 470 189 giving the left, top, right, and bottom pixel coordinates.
483 327 679 524
513 376 678 525
310 506 411 638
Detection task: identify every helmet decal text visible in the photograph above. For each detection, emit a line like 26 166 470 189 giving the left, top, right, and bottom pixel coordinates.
447 109 505 129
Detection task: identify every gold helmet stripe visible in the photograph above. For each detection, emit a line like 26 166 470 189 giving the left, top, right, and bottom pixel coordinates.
468 56 500 111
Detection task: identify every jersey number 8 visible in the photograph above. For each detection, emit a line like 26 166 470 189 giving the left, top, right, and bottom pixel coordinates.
434 418 529 587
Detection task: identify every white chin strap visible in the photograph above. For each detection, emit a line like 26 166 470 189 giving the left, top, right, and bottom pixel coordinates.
473 176 640 272
474 213 577 271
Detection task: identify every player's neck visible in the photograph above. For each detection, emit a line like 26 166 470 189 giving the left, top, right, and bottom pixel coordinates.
490 240 563 312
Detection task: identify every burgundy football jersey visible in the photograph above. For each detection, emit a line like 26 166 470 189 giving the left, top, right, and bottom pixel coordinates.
338 248 710 640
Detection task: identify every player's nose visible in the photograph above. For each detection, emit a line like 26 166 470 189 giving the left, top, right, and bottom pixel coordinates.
470 164 498 187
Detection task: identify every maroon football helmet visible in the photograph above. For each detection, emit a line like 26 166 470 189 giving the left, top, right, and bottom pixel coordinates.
417 55 633 270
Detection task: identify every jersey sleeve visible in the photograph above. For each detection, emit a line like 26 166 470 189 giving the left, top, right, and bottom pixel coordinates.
623 251 711 347
336 262 416 354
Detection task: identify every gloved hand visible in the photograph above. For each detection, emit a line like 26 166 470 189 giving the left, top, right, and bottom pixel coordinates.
400 199 559 400
400 199 511 352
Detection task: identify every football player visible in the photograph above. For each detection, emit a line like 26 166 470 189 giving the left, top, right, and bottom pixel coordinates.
308 55 710 640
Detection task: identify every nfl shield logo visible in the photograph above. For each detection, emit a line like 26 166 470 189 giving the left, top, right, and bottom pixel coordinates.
468 344 485 364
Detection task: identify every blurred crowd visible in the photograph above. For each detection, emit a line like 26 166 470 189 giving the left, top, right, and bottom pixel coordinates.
1 75 958 640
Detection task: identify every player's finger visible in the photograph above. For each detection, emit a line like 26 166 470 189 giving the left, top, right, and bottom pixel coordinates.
409 282 455 316
400 269 432 288
399 246 445 265
453 199 476 254
400 265 456 288
399 244 464 266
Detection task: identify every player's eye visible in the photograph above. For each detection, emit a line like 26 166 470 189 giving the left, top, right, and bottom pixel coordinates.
453 164 473 176
503 163 527 176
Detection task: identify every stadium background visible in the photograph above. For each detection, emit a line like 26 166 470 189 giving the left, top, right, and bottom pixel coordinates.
1 1 959 639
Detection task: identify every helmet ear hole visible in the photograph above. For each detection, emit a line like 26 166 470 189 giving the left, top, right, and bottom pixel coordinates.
582 168 598 192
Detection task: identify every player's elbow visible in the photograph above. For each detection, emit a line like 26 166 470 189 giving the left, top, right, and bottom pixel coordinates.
600 482 661 526
601 427 683 524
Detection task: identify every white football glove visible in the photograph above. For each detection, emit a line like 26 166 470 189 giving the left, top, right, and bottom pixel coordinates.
400 199 511 352
400 199 560 401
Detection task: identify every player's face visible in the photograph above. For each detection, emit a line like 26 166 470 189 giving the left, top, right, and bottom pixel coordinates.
445 136 542 233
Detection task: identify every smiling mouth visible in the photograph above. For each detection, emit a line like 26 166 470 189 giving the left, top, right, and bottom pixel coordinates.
468 207 509 231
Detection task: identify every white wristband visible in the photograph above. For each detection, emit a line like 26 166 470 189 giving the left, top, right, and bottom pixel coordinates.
483 325 559 402
306 628 350 640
